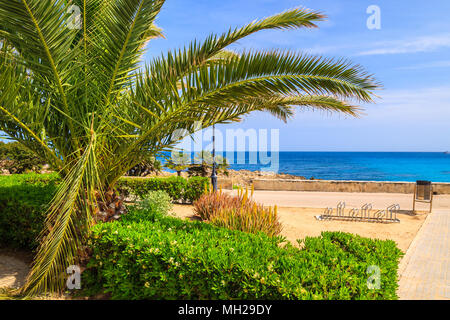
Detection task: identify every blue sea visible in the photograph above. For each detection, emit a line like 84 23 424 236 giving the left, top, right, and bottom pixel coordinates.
215 152 450 182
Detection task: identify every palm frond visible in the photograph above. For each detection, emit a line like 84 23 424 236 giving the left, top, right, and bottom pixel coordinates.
22 132 100 295
93 0 165 102
148 7 325 82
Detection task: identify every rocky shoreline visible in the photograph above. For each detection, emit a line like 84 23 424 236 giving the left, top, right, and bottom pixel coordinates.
150 169 311 186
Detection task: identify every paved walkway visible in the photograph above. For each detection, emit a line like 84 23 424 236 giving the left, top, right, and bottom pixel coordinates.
226 190 450 211
397 209 449 300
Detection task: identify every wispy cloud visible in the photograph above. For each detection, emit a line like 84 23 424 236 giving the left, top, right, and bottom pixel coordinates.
293 85 450 124
357 34 450 56
397 60 450 70
303 44 345 55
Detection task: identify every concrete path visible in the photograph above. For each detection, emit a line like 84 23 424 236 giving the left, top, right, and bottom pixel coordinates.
227 190 450 211
397 209 449 300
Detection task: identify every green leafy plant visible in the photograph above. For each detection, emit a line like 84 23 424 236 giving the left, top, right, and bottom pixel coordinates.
135 190 173 216
83 211 403 300
0 175 57 249
0 141 46 174
0 174 204 249
118 176 209 203
0 1 380 294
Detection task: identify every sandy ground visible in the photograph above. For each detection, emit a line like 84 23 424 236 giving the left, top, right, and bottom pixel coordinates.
0 249 83 299
0 255 29 289
224 190 450 211
171 204 428 253
0 249 32 297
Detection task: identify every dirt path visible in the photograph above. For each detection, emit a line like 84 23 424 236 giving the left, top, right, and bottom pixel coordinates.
0 249 32 290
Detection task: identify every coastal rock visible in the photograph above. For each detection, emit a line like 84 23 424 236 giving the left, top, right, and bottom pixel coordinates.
129 169 307 187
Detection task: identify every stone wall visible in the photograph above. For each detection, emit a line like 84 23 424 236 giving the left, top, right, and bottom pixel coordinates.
217 178 233 190
249 179 450 195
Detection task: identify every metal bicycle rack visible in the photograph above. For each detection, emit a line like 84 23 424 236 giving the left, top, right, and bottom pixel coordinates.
317 202 400 223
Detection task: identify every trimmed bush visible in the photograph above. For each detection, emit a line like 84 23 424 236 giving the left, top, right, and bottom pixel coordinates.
0 175 57 249
84 210 403 300
0 174 208 202
118 176 209 203
0 174 207 248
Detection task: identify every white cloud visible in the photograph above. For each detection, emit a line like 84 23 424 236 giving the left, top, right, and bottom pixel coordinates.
290 85 450 125
357 34 450 56
397 60 450 70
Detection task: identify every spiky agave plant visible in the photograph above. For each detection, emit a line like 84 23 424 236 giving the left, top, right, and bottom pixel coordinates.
0 0 380 295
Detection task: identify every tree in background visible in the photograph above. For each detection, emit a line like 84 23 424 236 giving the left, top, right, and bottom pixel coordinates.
0 0 379 294
126 156 162 177
0 141 46 173
189 151 230 177
165 152 191 176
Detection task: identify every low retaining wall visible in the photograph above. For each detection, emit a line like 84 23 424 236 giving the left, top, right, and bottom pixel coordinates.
250 179 450 195
217 178 233 190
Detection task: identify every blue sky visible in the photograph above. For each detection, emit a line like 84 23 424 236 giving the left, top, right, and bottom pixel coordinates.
145 0 450 152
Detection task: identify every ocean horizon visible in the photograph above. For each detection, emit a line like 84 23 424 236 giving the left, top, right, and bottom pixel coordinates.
164 151 450 183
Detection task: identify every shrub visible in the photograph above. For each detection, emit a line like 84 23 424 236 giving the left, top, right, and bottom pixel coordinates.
0 176 57 249
135 190 173 216
193 187 282 237
184 176 211 203
0 174 207 248
0 141 46 173
193 190 240 220
210 203 282 238
0 174 208 203
83 211 403 300
118 176 209 203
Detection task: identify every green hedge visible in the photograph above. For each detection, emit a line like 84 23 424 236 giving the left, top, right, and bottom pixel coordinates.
0 174 208 249
84 209 403 300
117 176 209 203
1 174 208 203
0 175 57 249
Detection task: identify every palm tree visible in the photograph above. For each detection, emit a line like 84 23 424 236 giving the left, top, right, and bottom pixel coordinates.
0 0 379 295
